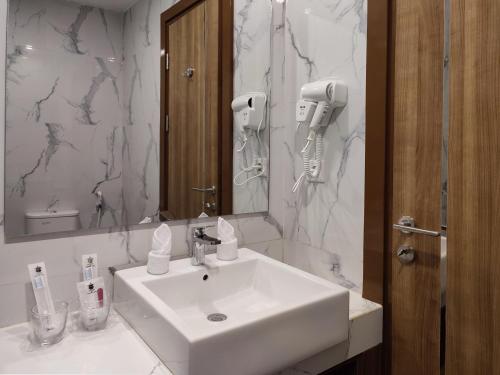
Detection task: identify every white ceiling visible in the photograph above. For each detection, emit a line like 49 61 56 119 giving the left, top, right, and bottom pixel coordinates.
65 0 139 12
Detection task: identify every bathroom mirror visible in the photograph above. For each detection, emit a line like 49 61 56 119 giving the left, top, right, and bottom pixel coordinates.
4 0 272 239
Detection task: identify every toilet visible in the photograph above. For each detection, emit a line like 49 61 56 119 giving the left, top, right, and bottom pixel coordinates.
25 210 81 235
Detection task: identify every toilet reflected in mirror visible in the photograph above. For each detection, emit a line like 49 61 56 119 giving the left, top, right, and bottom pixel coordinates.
24 210 81 236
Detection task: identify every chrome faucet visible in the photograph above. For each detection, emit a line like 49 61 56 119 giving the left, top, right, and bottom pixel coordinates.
191 227 221 266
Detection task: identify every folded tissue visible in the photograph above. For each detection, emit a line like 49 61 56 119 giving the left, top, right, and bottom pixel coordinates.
147 224 172 275
217 217 238 261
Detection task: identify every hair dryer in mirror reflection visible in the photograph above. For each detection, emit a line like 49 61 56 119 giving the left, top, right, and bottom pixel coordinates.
232 92 268 186
292 79 348 193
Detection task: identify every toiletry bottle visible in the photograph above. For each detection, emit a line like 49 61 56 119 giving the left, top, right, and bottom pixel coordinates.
28 263 55 315
77 277 105 311
82 254 98 281
84 282 97 319
28 262 56 330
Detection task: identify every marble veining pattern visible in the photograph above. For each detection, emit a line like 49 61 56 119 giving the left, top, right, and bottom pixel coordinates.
43 122 78 169
5 0 125 236
120 0 172 224
6 45 28 84
267 0 286 236
10 149 45 197
232 0 273 215
27 76 59 122
68 56 121 126
269 0 367 291
51 5 93 55
99 8 118 57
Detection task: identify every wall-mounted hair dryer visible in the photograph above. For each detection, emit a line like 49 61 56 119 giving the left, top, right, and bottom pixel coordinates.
232 92 268 186
297 80 348 130
232 92 267 138
292 79 348 192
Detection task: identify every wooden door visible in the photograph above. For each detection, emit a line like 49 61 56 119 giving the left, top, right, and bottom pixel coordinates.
164 0 219 220
446 0 500 373
389 0 444 373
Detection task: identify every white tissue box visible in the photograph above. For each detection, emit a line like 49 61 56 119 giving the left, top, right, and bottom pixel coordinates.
147 252 171 275
217 238 238 261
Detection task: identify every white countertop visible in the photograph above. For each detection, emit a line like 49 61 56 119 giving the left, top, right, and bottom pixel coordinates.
0 293 381 375
0 310 172 375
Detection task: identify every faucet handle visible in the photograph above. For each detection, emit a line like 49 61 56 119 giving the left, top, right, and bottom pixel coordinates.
192 225 216 237
192 226 221 245
193 227 205 237
190 225 221 266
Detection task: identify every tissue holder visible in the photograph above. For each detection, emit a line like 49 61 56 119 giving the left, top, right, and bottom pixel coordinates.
147 252 170 275
217 238 238 261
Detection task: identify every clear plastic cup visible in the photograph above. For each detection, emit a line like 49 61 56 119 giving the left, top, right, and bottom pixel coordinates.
79 291 111 331
30 301 68 346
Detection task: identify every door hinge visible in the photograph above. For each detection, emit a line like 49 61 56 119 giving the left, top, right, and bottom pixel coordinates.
165 53 169 70
165 115 169 132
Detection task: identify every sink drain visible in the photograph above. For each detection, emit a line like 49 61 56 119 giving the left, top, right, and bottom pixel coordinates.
207 313 227 322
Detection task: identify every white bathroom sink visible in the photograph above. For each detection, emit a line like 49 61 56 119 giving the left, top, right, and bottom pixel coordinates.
113 248 349 375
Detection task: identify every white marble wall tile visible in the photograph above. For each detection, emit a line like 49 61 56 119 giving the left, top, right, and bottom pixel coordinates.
245 239 283 261
268 0 286 233
232 0 272 214
120 0 176 225
283 239 360 290
279 0 367 292
5 0 126 236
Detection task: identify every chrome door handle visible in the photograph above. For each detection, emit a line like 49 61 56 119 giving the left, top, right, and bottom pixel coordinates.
393 216 440 237
183 67 195 78
192 186 216 195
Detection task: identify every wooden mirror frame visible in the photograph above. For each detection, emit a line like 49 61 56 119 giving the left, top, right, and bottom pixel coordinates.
362 0 390 373
363 0 390 305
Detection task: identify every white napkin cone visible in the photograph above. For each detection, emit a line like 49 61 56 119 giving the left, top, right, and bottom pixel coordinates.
217 218 238 261
147 224 172 275
151 223 172 255
218 217 236 243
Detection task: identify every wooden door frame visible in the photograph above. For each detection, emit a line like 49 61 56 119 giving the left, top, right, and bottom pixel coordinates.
159 0 233 219
361 0 391 372
362 0 391 305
